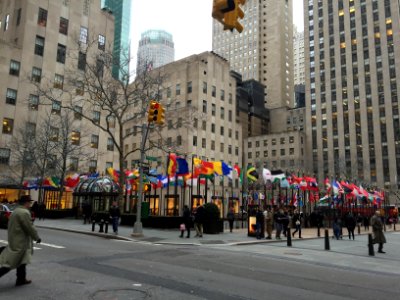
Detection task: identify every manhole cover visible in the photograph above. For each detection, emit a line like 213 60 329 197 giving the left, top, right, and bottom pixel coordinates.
91 288 147 300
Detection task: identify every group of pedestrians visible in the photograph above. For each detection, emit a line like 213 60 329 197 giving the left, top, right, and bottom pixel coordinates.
179 204 205 238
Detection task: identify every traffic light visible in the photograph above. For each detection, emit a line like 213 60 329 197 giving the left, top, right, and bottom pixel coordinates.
212 0 246 33
148 100 159 123
156 103 165 125
224 0 245 33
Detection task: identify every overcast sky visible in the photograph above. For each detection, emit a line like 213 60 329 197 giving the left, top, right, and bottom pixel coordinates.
130 0 304 63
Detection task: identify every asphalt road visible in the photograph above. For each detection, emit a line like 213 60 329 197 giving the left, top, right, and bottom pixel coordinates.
1 228 399 300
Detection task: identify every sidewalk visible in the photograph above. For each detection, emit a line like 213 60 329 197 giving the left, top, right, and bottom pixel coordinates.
34 218 397 246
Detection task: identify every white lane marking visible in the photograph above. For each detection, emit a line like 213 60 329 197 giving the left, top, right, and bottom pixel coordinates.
39 242 65 249
1 240 64 249
33 247 42 250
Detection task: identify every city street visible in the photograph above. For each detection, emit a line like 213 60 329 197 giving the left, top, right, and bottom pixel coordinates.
1 227 400 300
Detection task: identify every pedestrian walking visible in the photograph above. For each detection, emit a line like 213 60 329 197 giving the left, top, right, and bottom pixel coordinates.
255 207 264 239
363 215 370 231
194 204 204 237
108 200 120 234
333 217 342 240
371 210 386 253
345 212 356 240
0 195 41 286
274 209 284 240
292 210 302 238
180 205 191 238
37 202 46 220
263 207 273 239
227 207 235 233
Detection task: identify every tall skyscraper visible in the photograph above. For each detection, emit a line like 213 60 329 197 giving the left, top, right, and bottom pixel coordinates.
136 29 175 75
101 0 132 81
305 0 400 192
293 28 305 85
212 0 294 110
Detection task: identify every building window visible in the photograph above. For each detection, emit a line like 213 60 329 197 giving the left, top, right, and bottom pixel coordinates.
96 59 104 78
74 105 82 119
54 74 64 89
91 135 99 148
96 34 106 50
107 138 114 151
203 81 207 94
59 17 68 35
177 135 182 146
35 36 45 56
31 67 42 83
220 107 225 119
0 148 11 165
79 26 88 44
71 131 80 145
92 111 100 124
2 118 14 134
37 8 47 26
50 127 59 142
202 100 207 113
78 52 86 70
9 60 20 76
212 104 216 116
57 44 66 64
202 138 206 148
52 100 61 115
187 81 192 93
29 94 39 110
16 8 22 26
69 157 78 171
88 160 97 173
193 136 197 146
6 89 17 105
220 89 225 101
212 86 216 97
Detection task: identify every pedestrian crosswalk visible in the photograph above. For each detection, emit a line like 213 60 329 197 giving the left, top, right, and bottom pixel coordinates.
0 239 65 250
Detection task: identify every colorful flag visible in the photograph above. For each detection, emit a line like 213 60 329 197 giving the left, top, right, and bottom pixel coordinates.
271 170 285 183
246 165 258 183
167 153 177 176
176 157 189 175
262 168 272 184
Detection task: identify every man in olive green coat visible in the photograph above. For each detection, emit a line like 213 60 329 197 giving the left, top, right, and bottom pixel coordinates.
371 210 386 253
0 195 41 286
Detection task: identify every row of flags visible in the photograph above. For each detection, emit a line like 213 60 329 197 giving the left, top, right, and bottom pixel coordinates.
323 178 385 204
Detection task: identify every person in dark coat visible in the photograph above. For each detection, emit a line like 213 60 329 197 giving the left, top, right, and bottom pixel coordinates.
363 215 370 231
180 205 191 238
292 210 302 238
274 209 284 239
333 217 342 240
227 207 235 233
0 195 41 286
108 201 121 234
37 202 46 220
371 210 386 253
345 212 356 240
255 207 264 239
30 201 38 223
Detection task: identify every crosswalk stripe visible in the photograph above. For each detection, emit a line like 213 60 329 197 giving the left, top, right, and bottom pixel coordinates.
0 240 64 249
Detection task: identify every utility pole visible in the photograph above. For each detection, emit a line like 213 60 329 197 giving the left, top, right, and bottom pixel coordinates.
132 123 150 237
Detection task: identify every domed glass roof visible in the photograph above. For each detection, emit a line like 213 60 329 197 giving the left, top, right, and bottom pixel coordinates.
74 177 120 194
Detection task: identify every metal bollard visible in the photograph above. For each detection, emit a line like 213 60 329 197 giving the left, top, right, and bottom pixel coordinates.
287 227 292 247
394 223 396 231
99 219 104 233
105 221 109 234
324 229 330 250
317 227 321 237
368 233 375 256
92 220 96 232
357 225 361 235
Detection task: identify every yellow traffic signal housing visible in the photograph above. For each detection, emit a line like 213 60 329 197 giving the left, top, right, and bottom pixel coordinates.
224 0 245 33
156 103 165 125
148 100 160 123
212 0 245 33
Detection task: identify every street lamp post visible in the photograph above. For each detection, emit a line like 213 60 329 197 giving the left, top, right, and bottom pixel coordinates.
132 123 150 237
